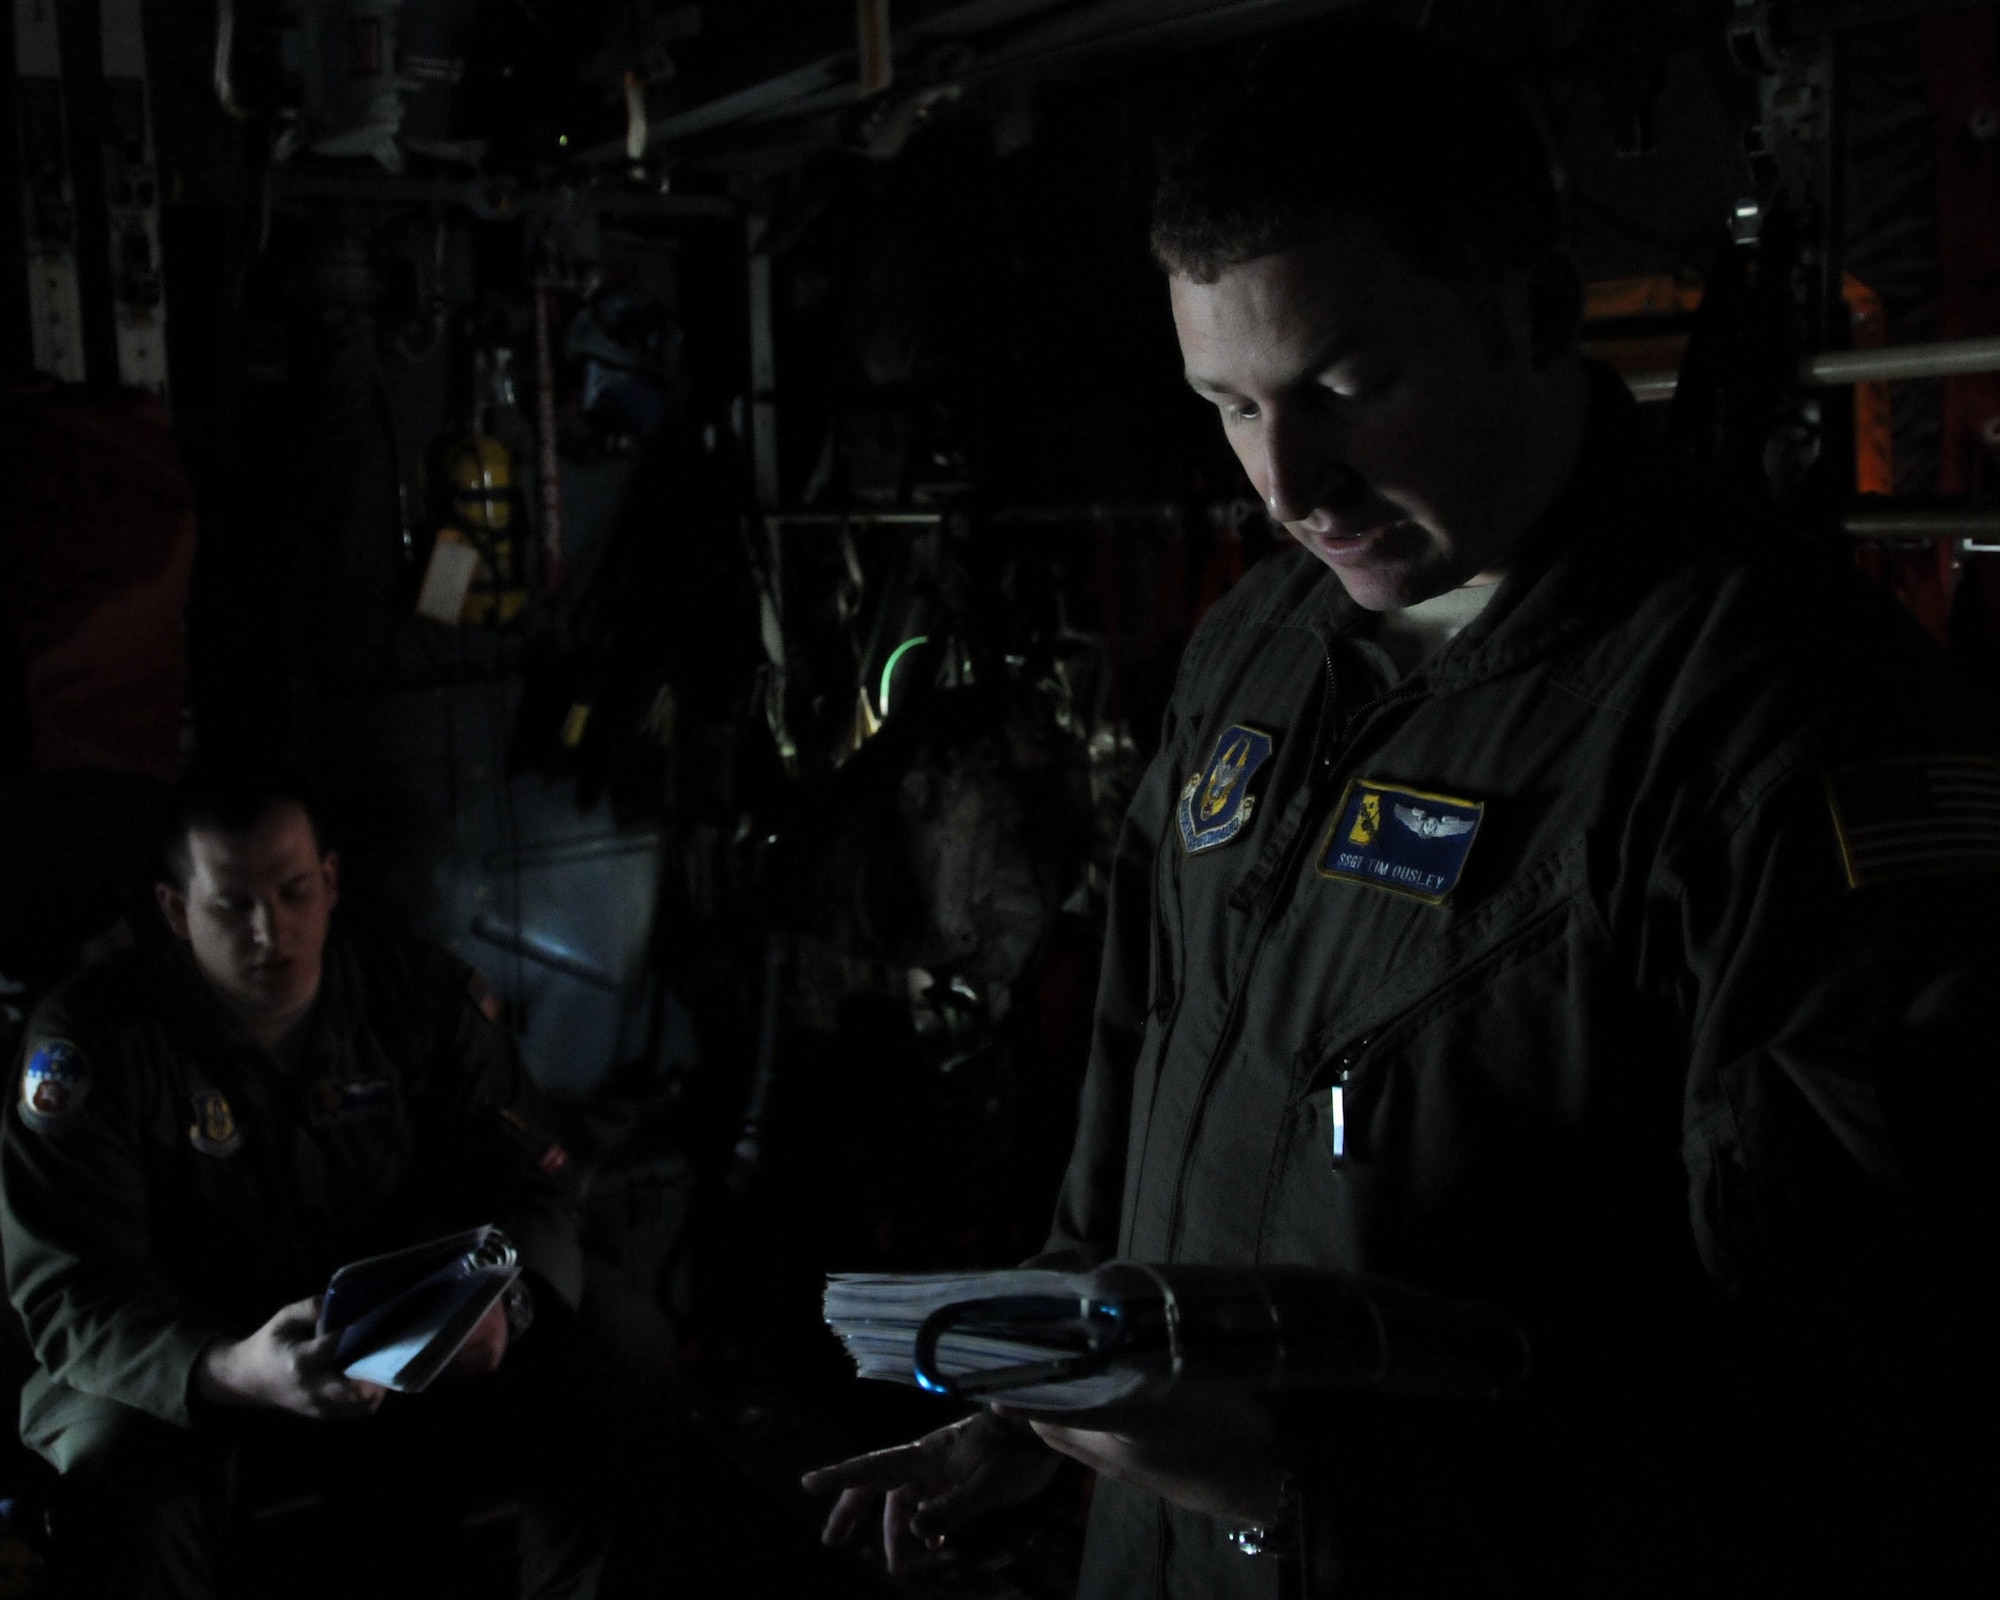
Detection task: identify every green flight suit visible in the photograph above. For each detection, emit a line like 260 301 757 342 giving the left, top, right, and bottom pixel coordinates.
1047 379 1999 1597
0 928 584 1472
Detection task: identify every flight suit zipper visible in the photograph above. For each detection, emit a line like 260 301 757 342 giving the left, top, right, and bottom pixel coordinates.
1303 888 1575 1174
1159 653 1424 1260
1327 1038 1368 1165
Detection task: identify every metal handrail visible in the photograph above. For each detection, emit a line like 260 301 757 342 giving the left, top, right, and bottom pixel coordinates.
1626 333 2000 404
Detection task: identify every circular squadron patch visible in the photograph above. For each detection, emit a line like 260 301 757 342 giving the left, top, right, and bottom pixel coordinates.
19 1040 91 1130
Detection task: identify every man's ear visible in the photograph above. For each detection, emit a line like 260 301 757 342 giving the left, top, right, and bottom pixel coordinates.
1524 252 1584 369
322 851 340 910
156 882 191 942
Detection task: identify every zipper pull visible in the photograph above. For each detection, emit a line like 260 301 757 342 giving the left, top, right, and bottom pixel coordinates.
1329 1038 1368 1165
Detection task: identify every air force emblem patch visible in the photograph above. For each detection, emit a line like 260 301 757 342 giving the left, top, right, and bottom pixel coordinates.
1180 725 1277 854
1318 778 1485 904
19 1040 90 1130
188 1088 244 1157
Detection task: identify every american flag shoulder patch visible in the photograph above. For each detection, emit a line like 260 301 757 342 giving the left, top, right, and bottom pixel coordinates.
1824 757 2000 888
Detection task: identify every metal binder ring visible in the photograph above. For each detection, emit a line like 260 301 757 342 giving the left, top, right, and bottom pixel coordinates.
911 1294 1130 1402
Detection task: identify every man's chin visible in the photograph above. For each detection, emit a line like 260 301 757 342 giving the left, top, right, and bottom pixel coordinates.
1320 559 1443 613
1292 521 1438 609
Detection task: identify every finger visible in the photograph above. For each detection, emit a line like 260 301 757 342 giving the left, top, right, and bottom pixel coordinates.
311 1375 378 1413
819 1487 876 1548
293 1332 349 1377
270 1298 323 1338
801 1441 928 1496
884 1484 932 1578
910 1476 993 1542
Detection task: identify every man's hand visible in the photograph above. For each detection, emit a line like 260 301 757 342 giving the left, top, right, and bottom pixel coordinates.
195 1296 385 1419
442 1302 509 1378
1002 1380 1287 1525
801 1411 1060 1576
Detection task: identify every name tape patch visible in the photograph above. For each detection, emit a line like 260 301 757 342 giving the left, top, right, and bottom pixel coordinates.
1318 778 1485 904
19 1040 89 1129
1179 724 1277 854
1826 757 2000 888
310 1074 395 1126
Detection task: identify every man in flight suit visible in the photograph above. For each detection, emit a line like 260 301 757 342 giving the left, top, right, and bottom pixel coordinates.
1 766 661 1597
806 22 1997 1597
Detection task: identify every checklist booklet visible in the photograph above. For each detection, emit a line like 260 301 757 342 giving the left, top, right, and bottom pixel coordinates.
318 1225 519 1392
824 1260 1531 1413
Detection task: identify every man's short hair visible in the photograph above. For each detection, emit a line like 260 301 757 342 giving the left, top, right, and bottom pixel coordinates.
159 763 327 889
1151 21 1563 288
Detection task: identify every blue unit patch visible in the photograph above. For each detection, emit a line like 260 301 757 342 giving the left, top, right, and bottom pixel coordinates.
19 1040 90 1129
1318 778 1485 904
1179 724 1277 854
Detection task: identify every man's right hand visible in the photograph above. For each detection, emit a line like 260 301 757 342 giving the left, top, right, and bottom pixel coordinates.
800 1411 1061 1576
194 1296 386 1419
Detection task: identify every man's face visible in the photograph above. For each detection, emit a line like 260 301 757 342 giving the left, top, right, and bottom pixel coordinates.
156 803 338 1035
1172 221 1557 611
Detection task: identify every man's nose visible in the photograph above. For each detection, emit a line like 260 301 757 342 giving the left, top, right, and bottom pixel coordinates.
1256 412 1358 524
247 901 276 946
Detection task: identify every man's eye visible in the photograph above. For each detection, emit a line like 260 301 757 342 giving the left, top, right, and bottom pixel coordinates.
1223 401 1260 423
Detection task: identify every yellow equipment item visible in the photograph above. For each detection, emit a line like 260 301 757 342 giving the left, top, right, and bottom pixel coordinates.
443 432 527 626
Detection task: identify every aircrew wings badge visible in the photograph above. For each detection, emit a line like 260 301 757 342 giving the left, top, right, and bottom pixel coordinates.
1318 778 1485 904
19 1040 89 1131
1179 725 1277 854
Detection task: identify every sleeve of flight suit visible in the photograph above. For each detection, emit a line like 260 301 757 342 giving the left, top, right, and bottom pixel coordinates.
418 949 587 1315
1664 739 2000 1592
0 994 230 1430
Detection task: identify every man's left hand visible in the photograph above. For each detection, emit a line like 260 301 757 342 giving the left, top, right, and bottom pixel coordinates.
997 1380 1287 1525
444 1303 510 1378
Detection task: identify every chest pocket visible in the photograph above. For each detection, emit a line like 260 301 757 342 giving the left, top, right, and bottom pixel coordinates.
1264 836 1676 1299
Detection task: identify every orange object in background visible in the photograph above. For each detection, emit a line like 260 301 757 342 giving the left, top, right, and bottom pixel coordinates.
1844 270 1953 642
1582 273 1705 321
1842 273 1896 497
1580 272 1703 381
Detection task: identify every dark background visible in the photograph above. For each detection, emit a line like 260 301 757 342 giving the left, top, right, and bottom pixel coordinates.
4 2 1998 1594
